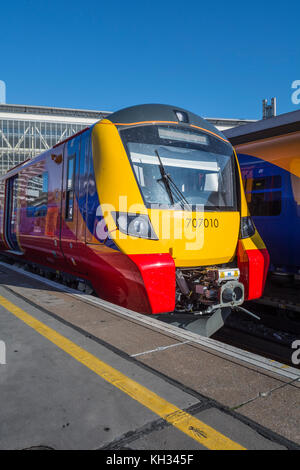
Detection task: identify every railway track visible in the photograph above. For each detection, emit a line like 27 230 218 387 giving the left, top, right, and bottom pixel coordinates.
211 277 300 366
213 308 300 367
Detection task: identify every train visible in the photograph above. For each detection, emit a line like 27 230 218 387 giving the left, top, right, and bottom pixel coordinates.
0 104 269 319
225 110 300 282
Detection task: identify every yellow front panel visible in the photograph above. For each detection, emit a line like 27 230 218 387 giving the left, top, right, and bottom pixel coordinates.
92 121 241 267
166 211 240 267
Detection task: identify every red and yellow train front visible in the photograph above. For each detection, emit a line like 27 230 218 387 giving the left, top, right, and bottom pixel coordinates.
91 108 269 314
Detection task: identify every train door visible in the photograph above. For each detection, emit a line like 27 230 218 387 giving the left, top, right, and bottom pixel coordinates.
85 131 104 245
77 130 90 246
60 134 85 273
4 175 21 252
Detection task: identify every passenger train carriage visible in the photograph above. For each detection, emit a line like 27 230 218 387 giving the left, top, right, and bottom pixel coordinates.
0 104 269 321
225 109 300 282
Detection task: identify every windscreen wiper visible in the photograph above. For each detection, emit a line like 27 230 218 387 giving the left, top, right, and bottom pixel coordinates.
155 149 175 205
155 150 192 210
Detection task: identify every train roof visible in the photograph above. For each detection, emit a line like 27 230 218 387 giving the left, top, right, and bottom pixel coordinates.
107 103 229 142
224 109 300 146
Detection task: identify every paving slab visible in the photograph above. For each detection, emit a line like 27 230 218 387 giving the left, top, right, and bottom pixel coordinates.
137 343 288 408
237 384 300 444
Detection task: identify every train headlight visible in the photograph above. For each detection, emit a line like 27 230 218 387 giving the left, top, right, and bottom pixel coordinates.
240 216 255 239
113 212 158 240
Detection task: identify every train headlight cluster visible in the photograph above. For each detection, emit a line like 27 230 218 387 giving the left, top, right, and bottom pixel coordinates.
240 216 256 239
114 212 158 240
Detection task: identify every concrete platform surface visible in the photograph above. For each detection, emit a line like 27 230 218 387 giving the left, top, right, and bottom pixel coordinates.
0 263 299 450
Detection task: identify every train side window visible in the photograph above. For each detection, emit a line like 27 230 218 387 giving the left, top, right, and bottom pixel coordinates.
26 172 48 218
65 155 75 220
252 175 281 190
248 191 281 216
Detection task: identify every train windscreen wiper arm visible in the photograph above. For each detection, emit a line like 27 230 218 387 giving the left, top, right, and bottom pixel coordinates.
155 150 192 210
155 149 175 205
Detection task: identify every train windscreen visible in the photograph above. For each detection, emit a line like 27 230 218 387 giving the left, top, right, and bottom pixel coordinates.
120 125 237 210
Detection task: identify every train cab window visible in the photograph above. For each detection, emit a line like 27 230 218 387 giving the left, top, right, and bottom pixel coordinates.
26 172 48 218
65 155 75 220
121 125 236 210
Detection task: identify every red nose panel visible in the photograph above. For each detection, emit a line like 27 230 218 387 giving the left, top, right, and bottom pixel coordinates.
237 240 270 300
128 253 176 314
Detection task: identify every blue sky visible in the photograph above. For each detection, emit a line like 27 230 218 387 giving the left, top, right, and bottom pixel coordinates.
1 0 300 119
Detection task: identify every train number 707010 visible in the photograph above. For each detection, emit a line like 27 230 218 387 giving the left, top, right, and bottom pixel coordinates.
185 218 219 229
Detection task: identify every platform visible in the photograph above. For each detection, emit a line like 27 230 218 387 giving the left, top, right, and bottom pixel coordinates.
0 262 299 450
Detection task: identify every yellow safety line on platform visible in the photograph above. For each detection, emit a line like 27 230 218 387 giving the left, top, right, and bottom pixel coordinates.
0 295 245 451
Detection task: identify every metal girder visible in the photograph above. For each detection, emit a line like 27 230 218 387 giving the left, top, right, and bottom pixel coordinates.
0 119 87 175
